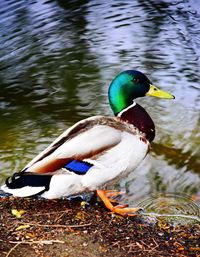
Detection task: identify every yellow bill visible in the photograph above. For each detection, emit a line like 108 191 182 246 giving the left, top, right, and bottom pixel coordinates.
146 85 175 99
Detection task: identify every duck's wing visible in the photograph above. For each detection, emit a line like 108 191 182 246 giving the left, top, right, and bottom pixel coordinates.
23 116 122 174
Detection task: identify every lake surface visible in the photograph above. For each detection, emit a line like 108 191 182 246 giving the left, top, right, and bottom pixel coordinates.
0 0 199 220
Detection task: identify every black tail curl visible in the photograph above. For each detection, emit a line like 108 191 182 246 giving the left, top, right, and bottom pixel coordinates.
6 169 27 189
5 169 52 192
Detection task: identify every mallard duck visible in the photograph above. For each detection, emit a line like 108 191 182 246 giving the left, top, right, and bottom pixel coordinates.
1 70 174 216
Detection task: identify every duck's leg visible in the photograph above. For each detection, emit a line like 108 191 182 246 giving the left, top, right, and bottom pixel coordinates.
96 189 140 216
100 190 125 203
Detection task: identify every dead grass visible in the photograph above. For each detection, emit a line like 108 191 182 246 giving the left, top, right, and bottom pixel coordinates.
0 197 199 257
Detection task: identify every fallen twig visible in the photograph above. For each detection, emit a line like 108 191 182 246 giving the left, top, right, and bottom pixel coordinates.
9 240 65 245
6 242 20 257
6 240 64 257
29 210 71 216
18 222 92 228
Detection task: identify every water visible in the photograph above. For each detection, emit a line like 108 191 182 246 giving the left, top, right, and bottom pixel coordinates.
0 0 199 221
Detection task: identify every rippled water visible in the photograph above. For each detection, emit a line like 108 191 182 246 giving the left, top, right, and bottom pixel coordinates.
0 0 199 220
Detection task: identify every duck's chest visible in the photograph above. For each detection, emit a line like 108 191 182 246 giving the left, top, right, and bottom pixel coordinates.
118 103 155 142
81 131 149 190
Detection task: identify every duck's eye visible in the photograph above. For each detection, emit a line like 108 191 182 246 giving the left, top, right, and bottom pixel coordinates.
132 78 140 83
154 88 157 91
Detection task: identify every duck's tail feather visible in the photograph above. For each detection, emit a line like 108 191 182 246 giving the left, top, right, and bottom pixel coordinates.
1 171 52 197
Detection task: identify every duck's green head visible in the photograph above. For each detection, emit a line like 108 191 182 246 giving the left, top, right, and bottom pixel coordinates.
108 70 175 115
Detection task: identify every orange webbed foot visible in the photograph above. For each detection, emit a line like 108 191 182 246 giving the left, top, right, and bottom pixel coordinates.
96 189 141 216
100 189 125 203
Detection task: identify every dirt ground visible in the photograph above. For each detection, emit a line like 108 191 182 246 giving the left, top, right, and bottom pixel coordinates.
0 196 199 257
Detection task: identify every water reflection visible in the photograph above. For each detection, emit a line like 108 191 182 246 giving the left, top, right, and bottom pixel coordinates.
137 193 200 224
141 192 199 213
0 0 199 216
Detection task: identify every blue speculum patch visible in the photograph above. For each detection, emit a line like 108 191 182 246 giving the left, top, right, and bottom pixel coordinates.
64 160 93 175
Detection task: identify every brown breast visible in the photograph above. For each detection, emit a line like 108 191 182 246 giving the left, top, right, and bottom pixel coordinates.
118 103 155 142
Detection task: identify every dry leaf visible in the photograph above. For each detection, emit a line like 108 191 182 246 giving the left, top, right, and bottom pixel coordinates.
15 224 31 231
11 209 26 218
